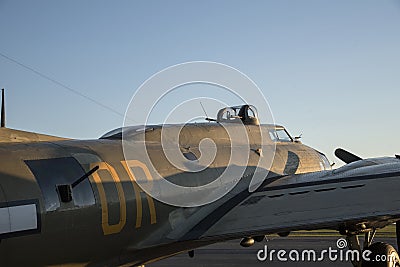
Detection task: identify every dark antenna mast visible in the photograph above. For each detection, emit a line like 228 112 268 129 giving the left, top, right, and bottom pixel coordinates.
200 101 209 118
1 89 5 128
200 101 216 122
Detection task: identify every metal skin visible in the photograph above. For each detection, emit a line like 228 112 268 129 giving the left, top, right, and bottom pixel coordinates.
0 120 330 266
0 115 399 267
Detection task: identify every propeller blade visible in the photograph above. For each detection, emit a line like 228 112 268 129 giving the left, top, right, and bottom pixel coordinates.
335 148 362 164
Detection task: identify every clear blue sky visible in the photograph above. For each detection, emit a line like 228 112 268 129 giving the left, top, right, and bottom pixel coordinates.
0 0 399 164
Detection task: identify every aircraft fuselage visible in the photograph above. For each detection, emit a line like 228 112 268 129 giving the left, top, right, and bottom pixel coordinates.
0 123 330 266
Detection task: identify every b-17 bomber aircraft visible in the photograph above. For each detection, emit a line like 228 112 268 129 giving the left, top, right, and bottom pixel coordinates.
0 90 400 267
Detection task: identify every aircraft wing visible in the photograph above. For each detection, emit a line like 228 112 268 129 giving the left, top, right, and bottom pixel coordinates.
192 156 400 241
150 155 400 246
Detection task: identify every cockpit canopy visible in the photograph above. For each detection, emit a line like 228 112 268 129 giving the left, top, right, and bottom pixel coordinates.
217 105 260 125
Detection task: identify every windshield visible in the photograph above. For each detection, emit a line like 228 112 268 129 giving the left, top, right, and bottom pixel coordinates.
269 128 292 142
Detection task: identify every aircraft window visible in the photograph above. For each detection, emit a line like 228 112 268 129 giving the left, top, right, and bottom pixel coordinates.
183 151 198 161
222 109 239 121
269 131 278 141
100 126 156 140
222 111 231 120
269 129 293 142
247 107 256 118
25 157 96 211
100 127 123 139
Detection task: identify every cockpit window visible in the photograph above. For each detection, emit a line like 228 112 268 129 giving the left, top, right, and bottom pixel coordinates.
269 128 293 142
247 107 256 119
218 107 241 123
220 108 238 121
216 105 260 125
